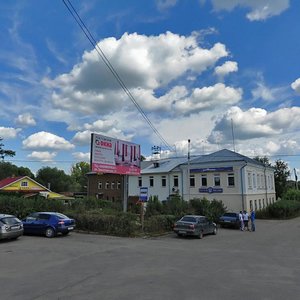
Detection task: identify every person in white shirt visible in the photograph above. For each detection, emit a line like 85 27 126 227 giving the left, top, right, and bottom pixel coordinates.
239 211 244 231
243 210 249 231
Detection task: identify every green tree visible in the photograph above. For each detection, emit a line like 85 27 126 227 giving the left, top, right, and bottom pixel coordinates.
70 162 90 191
0 162 34 180
0 138 15 160
274 159 290 199
36 167 74 192
253 156 271 167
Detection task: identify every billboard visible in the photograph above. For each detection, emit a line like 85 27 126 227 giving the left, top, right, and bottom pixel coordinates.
90 133 141 175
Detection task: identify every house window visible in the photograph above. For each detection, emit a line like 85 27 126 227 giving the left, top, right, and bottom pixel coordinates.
261 174 264 188
250 200 253 210
117 181 121 190
259 199 261 209
111 181 115 190
228 173 235 187
190 174 195 187
173 175 178 187
263 199 265 208
161 176 166 187
248 173 252 188
257 174 260 188
98 182 102 190
105 181 110 189
21 181 28 187
149 176 154 187
214 174 220 186
138 177 142 187
253 174 256 188
201 175 207 187
254 200 257 210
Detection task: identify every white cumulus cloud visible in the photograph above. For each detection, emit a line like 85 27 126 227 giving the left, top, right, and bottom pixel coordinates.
291 78 300 94
28 151 57 161
208 0 290 21
214 61 238 78
0 127 21 139
15 113 36 127
23 131 74 151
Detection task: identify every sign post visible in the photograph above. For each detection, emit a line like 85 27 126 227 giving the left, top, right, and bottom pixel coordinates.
139 187 148 231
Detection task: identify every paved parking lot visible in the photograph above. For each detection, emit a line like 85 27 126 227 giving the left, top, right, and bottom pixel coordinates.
1 217 300 300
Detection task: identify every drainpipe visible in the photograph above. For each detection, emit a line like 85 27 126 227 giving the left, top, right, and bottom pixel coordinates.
264 166 268 205
240 161 247 211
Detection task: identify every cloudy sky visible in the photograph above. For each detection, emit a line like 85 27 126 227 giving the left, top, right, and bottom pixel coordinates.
0 0 299 177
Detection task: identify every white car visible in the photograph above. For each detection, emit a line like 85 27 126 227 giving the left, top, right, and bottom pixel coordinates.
0 214 24 240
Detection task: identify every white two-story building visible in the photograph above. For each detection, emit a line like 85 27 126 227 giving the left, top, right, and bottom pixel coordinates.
128 149 276 212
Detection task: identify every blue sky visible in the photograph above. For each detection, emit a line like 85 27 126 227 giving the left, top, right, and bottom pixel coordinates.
0 0 299 178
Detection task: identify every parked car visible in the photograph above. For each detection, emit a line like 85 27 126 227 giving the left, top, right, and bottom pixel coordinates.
173 215 217 239
22 212 75 238
218 212 240 229
0 214 24 240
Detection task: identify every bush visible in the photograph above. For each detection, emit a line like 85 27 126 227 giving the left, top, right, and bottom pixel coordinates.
143 215 176 234
67 211 140 237
145 195 163 217
282 189 300 201
188 198 226 222
162 195 188 217
256 199 300 219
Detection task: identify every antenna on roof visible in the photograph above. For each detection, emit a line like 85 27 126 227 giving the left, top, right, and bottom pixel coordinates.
231 118 236 152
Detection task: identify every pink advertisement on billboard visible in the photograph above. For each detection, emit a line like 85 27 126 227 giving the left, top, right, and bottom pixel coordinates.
91 133 141 175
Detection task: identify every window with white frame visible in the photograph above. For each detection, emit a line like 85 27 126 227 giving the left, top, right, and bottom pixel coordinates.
117 181 121 189
138 177 142 187
173 175 179 187
248 172 252 188
105 181 109 189
253 173 256 188
214 174 220 186
190 174 195 187
228 173 235 187
111 181 115 190
149 176 154 187
161 176 166 187
98 181 102 190
21 181 28 187
201 175 207 186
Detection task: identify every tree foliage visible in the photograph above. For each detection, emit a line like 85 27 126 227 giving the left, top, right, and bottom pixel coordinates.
0 138 15 160
36 167 74 192
253 156 271 166
70 161 90 191
274 159 290 198
0 161 34 180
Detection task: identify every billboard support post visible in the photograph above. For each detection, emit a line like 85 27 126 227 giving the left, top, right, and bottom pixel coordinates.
123 175 128 212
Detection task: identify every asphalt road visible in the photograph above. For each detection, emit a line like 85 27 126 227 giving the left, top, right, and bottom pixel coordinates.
1 217 299 300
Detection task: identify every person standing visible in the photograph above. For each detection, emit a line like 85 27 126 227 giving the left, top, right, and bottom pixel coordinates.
243 210 249 231
250 209 256 232
239 210 244 231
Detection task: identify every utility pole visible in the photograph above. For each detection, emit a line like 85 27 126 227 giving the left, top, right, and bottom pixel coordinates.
187 139 191 201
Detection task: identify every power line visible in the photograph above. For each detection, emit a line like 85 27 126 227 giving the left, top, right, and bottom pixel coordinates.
62 0 174 152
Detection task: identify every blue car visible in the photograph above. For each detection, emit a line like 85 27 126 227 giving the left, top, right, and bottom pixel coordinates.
23 212 75 238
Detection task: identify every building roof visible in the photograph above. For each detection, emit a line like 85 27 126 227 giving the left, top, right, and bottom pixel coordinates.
141 157 188 174
189 149 265 167
0 176 25 189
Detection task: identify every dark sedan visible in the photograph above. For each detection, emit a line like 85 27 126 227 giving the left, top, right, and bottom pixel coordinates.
218 212 240 229
23 212 75 238
173 215 217 239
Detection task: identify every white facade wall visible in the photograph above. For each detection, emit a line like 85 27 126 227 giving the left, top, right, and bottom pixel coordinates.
128 159 276 213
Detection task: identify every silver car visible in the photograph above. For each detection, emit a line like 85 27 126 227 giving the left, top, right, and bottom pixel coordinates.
0 214 24 240
173 215 217 239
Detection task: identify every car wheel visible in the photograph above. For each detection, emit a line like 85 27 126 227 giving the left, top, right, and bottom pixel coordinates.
45 227 55 238
198 231 204 239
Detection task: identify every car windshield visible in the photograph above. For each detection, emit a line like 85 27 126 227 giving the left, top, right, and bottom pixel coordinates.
181 216 197 222
223 213 237 217
1 217 20 225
